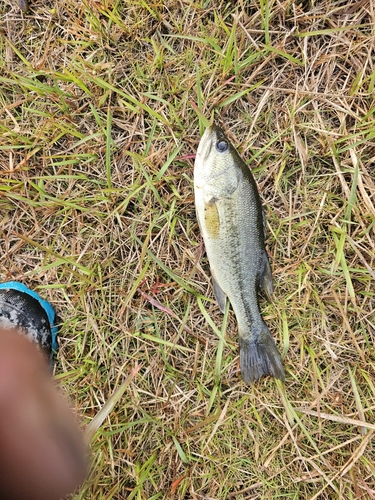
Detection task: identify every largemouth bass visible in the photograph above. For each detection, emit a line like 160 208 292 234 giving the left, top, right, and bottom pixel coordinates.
194 124 285 384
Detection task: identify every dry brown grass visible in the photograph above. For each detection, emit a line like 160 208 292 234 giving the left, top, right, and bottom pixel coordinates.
1 0 375 498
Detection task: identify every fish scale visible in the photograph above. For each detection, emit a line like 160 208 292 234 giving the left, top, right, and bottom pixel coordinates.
194 123 285 384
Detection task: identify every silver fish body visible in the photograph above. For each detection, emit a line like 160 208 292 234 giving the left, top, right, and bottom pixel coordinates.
17 0 29 12
194 124 285 384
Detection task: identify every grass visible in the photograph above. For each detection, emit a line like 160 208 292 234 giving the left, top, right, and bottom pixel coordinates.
1 0 375 498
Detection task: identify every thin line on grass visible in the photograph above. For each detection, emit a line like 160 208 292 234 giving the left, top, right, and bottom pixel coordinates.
84 364 141 445
296 408 375 431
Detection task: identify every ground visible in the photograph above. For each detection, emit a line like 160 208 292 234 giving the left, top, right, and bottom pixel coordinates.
0 0 375 498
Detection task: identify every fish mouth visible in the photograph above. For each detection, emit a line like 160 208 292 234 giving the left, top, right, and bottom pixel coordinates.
196 124 217 162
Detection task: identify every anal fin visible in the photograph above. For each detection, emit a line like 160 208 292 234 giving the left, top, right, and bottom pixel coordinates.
212 274 227 313
259 251 274 302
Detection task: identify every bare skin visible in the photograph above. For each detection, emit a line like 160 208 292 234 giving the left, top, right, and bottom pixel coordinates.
0 327 87 500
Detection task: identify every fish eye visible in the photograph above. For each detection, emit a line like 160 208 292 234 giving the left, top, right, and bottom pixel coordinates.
216 140 228 153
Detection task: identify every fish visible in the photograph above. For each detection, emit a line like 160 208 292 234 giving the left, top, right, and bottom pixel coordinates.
194 123 285 384
17 0 29 12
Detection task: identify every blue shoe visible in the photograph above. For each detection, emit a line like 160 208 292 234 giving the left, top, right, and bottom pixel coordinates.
0 281 59 367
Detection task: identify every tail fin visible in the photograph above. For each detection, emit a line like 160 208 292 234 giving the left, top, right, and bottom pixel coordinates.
239 325 285 384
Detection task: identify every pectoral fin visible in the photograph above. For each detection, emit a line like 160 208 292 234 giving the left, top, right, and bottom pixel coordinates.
259 251 273 302
212 274 227 313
